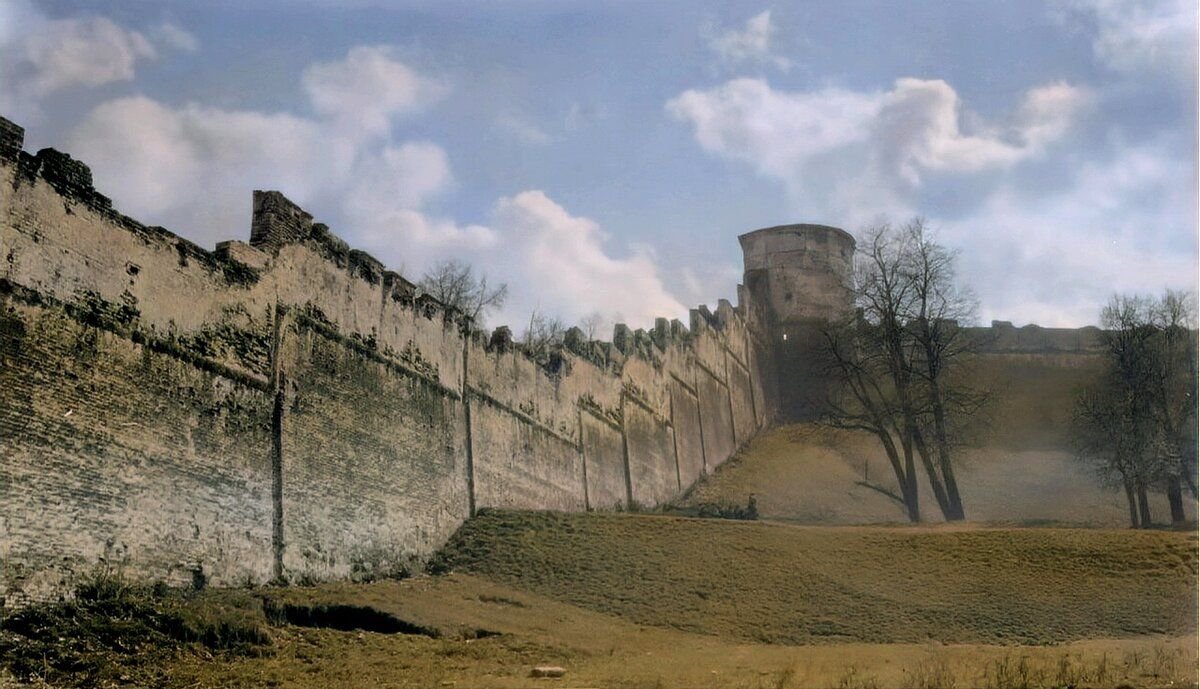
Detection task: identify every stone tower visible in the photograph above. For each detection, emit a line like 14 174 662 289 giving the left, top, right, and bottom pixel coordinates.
739 224 856 420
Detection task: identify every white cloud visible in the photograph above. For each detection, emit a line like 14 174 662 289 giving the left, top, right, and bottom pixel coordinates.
1056 0 1198 77
0 14 153 117
150 22 199 53
301 45 447 136
942 139 1197 326
707 10 790 71
0 3 200 120
66 47 448 248
495 113 554 145
667 77 1089 225
488 191 687 327
665 73 1188 328
347 142 453 210
68 96 336 240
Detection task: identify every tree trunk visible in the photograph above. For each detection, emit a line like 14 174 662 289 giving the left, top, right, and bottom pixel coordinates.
1180 449 1198 499
912 428 952 520
1124 480 1139 528
877 430 920 523
900 436 921 523
1166 475 1186 524
927 382 966 520
1136 482 1153 528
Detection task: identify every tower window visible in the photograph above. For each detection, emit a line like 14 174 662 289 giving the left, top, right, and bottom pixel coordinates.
782 333 788 341
784 292 793 302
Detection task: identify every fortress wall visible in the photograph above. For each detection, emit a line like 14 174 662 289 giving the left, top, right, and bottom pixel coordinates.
747 340 769 430
466 340 580 442
967 323 1105 354
727 351 757 445
624 399 679 508
697 365 736 470
580 411 627 510
0 295 274 605
0 155 275 381
469 401 586 511
276 315 469 582
967 350 1107 451
0 117 769 602
669 377 706 488
466 340 587 511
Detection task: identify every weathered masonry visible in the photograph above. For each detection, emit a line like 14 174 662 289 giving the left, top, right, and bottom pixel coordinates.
0 116 780 603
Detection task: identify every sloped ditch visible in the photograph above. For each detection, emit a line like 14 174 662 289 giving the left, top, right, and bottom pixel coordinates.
260 598 501 640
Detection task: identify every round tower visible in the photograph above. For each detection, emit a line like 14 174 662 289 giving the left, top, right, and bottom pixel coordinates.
738 224 856 421
738 223 855 324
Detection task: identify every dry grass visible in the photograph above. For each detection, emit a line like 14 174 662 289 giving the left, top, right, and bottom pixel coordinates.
0 571 271 687
8 573 1191 689
685 423 1196 527
435 511 1197 646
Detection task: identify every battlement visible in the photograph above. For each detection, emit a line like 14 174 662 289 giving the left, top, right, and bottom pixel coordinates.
0 116 25 161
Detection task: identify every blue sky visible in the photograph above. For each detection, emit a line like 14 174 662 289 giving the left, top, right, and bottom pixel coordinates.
1 0 1195 329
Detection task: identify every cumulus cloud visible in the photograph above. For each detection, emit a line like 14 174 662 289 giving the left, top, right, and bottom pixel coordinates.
69 96 337 240
488 191 687 327
665 72 1187 327
0 14 153 115
942 139 1197 326
707 10 790 71
66 47 452 249
301 45 447 136
1056 0 1197 77
667 76 1089 224
0 3 198 120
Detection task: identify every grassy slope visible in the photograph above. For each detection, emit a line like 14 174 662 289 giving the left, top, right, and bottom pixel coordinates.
436 511 1198 646
685 423 1185 526
26 574 1190 689
686 352 1196 527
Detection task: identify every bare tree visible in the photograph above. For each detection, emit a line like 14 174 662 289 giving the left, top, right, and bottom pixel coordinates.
821 219 985 523
901 219 987 521
578 311 607 341
1073 292 1196 527
823 312 922 522
523 309 566 362
418 259 508 326
1072 384 1156 528
1150 290 1198 519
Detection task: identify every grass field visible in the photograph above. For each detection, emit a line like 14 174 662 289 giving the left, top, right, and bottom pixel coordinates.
3 516 1196 688
126 575 1200 689
435 511 1197 646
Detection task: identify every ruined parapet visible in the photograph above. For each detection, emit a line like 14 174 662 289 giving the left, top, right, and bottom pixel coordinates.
250 190 313 251
0 116 24 161
489 325 514 352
